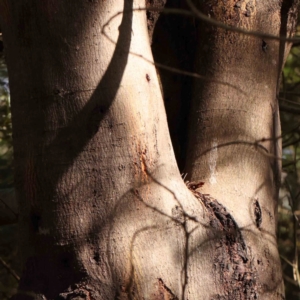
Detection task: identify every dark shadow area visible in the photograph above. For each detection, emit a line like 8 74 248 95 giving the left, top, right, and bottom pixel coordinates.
0 224 20 299
151 0 196 172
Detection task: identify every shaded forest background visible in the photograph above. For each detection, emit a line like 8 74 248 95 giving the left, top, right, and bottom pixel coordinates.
1 11 300 300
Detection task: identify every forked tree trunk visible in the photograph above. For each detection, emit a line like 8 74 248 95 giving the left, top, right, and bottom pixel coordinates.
0 0 298 299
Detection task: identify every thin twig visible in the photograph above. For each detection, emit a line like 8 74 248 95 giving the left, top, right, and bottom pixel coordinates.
101 11 246 95
126 6 300 42
185 0 300 43
0 256 20 281
0 196 18 218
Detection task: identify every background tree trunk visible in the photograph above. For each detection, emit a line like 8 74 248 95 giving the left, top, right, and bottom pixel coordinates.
0 0 298 299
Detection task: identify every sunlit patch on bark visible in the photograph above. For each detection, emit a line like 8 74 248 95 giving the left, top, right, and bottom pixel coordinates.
209 139 218 185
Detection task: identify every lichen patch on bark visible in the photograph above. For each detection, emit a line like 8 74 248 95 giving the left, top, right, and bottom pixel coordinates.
234 0 256 18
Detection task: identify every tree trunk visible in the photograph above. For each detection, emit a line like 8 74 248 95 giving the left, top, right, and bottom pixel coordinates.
0 0 298 299
184 1 298 298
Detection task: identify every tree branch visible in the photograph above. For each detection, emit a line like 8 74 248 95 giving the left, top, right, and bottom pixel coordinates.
0 256 20 281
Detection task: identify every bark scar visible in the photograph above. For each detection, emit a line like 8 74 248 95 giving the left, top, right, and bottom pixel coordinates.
253 198 262 229
58 286 93 300
157 278 178 300
186 182 258 299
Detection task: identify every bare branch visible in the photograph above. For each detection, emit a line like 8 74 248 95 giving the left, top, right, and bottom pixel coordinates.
0 256 20 281
185 0 300 43
109 6 300 43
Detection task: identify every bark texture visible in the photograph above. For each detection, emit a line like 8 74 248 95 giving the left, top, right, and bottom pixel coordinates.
1 0 201 298
0 0 298 299
185 0 298 299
